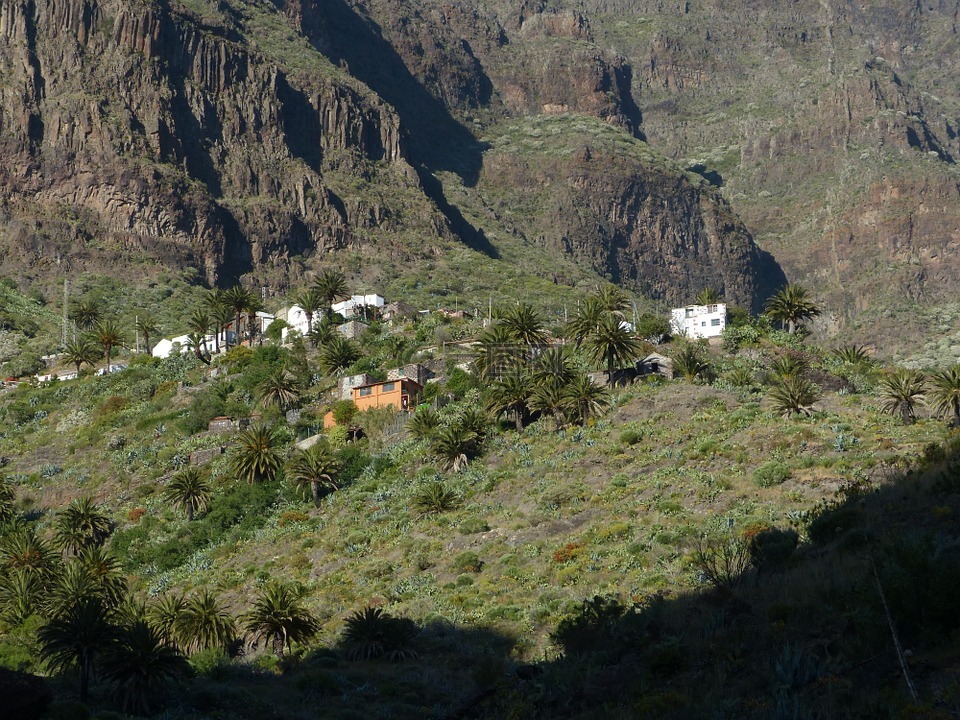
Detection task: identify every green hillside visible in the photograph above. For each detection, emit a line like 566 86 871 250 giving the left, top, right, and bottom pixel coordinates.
1 279 959 718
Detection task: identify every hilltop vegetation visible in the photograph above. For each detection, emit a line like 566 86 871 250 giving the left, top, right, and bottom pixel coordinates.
1 277 959 718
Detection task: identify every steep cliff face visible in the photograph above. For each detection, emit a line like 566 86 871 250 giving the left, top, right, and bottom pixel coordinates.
0 0 434 286
479 116 783 310
0 0 784 315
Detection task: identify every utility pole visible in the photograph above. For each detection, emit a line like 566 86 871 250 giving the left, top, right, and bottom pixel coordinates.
61 278 68 347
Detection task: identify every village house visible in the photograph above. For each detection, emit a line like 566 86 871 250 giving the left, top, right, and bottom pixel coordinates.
381 300 417 324
323 375 423 428
670 303 727 340
332 294 385 320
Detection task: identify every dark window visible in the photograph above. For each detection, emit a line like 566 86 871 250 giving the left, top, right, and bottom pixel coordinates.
711 318 721 326
382 382 396 392
358 387 372 397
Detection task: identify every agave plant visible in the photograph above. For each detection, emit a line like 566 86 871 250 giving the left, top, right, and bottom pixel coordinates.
412 480 460 516
768 375 819 417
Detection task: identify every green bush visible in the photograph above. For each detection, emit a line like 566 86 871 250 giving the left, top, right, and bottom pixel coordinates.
747 527 798 571
619 428 644 446
452 551 483 573
752 461 791 487
458 517 490 535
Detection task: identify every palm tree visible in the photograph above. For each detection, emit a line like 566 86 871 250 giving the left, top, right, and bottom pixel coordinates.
587 313 641 384
498 302 548 348
696 288 723 305
100 620 190 714
69 299 101 330
562 374 609 426
768 375 819 417
671 343 712 383
245 295 265 346
147 592 188 649
55 497 111 555
764 285 820 334
179 589 236 654
38 598 118 701
164 468 212 521
186 332 211 365
287 442 339 508
566 296 606 348
222 285 255 348
406 407 440 441
0 525 55 578
879 368 926 425
486 372 531 432
256 368 300 412
48 549 126 617
241 582 320 658
430 425 479 472
135 315 160 355
595 284 630 314
531 346 577 388
0 569 44 625
232 423 283 484
313 270 349 320
0 477 15 526
930 365 960 426
189 308 211 349
94 318 125 371
473 323 518 380
318 336 361 376
832 344 871 366
63 336 101 374
293 287 325 339
529 379 569 428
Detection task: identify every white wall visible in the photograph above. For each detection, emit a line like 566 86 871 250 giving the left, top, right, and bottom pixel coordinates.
670 303 727 339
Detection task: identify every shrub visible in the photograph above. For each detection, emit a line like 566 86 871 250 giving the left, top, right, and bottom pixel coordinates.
127 507 146 523
748 527 798 572
330 400 358 426
752 461 791 487
552 542 584 564
692 534 750 590
619 428 644 446
458 517 490 535
452 551 483 573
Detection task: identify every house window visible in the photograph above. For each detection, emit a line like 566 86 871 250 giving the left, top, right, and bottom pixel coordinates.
711 318 721 326
708 304 718 312
382 382 396 392
358 387 372 397
685 309 694 318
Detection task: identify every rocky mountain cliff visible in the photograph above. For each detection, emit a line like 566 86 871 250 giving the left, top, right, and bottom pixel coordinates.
0 0 782 312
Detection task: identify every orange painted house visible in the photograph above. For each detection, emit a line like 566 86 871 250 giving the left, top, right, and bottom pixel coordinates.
323 377 423 429
353 378 422 412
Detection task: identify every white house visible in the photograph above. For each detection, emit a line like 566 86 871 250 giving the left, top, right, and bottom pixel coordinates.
670 303 727 339
280 305 311 341
332 294 385 319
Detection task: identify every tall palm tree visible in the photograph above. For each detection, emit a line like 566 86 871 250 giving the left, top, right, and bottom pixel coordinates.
63 336 101 374
930 365 960 427
232 423 283 484
179 589 236 654
100 620 190 714
293 287 324 339
245 295 265 346
531 346 577 388
529 379 569 428
55 497 111 555
48 549 126 617
286 443 339 508
498 302 548 348
188 308 211 350
38 598 118 701
562 374 609 426
695 288 723 305
147 592 188 649
203 290 231 354
135 315 160 355
764 284 820 334
595 284 630 314
587 313 641 384
318 336 361 376
879 368 926 425
69 299 101 330
257 368 301 412
566 296 606 348
94 318 125 372
473 323 518 381
313 270 349 320
222 285 255 348
164 468 212 521
186 332 211 365
241 582 320 658
485 372 531 433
